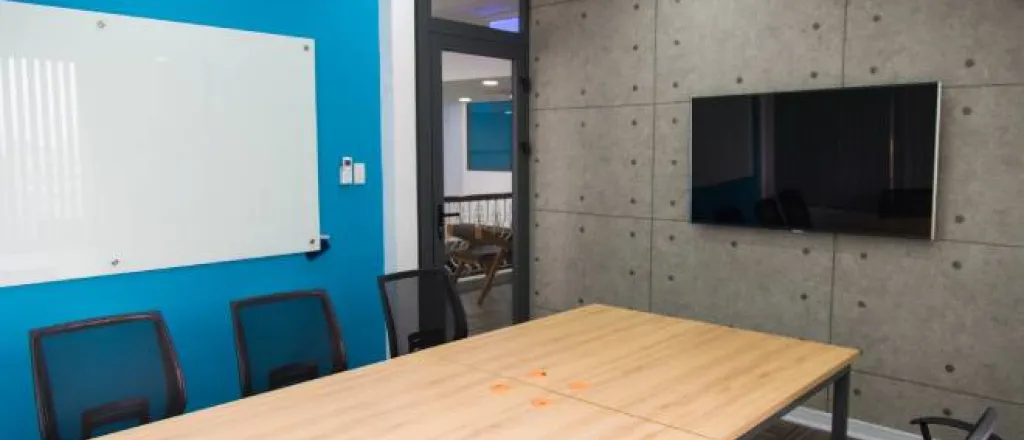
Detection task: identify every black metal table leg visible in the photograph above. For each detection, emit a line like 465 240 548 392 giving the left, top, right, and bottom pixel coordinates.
831 367 852 440
735 365 856 440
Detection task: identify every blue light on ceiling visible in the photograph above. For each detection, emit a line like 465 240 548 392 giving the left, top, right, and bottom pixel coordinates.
489 17 520 32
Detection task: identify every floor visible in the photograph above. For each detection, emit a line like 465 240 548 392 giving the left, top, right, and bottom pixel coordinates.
458 280 831 440
760 424 830 440
458 280 515 335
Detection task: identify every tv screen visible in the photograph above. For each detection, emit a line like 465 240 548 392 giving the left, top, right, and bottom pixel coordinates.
690 82 941 239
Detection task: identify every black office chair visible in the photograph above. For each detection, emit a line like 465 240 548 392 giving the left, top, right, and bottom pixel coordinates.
377 268 469 357
30 312 186 440
779 189 813 229
911 407 1001 440
754 198 785 227
231 290 347 397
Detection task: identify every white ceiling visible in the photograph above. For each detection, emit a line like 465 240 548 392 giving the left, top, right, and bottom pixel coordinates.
432 0 518 25
442 52 511 82
443 77 513 103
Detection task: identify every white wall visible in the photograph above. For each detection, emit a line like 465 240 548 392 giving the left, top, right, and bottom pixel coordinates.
442 99 512 197
379 0 418 272
462 170 513 195
443 102 466 196
442 52 513 82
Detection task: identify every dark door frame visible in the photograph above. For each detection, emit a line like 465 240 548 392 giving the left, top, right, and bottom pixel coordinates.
415 1 531 323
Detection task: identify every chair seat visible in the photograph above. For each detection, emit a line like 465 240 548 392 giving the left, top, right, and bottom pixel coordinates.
455 245 503 259
446 225 512 276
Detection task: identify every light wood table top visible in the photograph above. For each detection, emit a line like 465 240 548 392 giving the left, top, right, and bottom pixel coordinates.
423 305 860 440
100 350 707 440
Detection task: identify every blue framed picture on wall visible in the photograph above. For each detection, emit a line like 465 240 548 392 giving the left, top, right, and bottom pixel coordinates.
466 101 513 172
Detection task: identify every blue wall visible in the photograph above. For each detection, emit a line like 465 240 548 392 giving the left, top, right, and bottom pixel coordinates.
2 1 385 438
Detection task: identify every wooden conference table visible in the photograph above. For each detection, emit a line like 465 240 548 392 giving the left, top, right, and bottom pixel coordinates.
103 305 859 440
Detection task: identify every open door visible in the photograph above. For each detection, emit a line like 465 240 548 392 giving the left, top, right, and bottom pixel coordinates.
416 2 531 334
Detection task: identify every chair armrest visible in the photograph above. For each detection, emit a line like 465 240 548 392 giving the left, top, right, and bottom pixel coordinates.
910 417 1003 440
910 417 975 431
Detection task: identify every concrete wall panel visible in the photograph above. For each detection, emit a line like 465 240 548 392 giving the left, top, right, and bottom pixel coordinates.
656 0 845 101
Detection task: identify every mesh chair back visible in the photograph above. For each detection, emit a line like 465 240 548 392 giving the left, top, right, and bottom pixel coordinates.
232 290 346 397
30 312 185 440
378 269 468 357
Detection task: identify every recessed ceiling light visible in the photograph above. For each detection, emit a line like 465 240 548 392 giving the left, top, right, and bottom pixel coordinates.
458 97 473 103
482 80 500 87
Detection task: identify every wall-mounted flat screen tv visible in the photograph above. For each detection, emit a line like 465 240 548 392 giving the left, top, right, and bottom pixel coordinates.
690 82 941 239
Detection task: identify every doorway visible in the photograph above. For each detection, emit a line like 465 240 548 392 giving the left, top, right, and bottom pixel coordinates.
416 2 530 334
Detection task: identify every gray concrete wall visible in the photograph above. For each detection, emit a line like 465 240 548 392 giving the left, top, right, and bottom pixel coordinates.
528 0 1024 436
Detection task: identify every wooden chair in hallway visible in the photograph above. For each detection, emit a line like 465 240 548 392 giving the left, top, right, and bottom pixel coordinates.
446 223 513 305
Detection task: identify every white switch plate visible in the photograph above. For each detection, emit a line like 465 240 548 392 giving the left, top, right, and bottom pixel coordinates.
354 163 366 185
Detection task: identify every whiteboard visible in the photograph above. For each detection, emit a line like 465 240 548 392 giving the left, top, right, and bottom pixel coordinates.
0 2 321 288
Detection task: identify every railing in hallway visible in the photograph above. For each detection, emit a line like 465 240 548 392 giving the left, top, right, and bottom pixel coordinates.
443 192 513 229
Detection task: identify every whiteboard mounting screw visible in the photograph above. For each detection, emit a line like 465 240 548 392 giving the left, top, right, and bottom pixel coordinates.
111 258 120 267
309 238 316 245
303 44 310 52
97 20 106 29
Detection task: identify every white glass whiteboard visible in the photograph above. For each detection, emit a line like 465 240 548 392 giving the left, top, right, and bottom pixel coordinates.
0 2 321 288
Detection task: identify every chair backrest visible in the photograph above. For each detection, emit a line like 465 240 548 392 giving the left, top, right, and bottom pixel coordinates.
377 269 469 357
30 312 186 440
231 290 346 397
966 408 998 440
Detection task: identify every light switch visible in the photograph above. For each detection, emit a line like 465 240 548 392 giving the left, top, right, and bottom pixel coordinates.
354 163 366 185
340 157 353 185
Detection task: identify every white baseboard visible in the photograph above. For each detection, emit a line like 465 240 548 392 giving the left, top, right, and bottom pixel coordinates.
454 268 513 292
783 407 922 440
